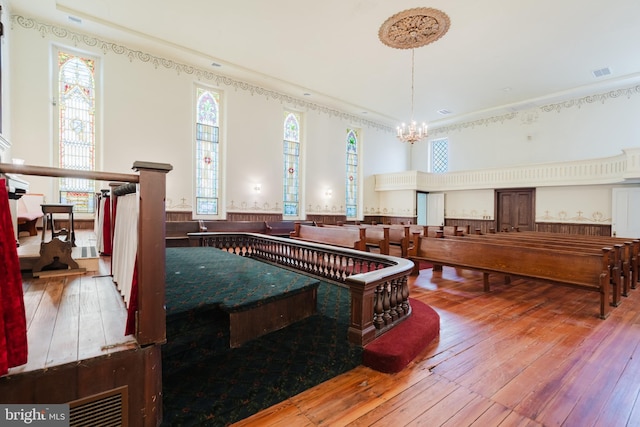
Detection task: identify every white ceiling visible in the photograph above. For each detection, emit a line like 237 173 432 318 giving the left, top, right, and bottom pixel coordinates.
7 0 640 128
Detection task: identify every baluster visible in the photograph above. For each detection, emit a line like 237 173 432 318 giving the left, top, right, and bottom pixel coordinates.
389 280 399 320
373 284 384 329
400 276 410 314
381 282 392 325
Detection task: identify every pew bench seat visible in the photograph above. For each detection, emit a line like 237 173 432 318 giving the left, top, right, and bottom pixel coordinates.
290 223 367 251
409 235 613 319
165 221 202 247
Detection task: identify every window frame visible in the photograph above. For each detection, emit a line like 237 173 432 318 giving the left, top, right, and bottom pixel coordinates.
193 85 223 219
53 45 99 214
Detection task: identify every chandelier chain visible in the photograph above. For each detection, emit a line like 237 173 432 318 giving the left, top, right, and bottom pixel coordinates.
396 48 428 144
411 48 415 122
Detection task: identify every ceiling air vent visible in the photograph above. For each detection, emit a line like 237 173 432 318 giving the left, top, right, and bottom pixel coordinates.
592 67 612 78
437 109 452 115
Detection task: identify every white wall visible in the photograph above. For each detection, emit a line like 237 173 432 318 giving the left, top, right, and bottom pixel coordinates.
536 185 612 224
411 89 640 172
443 185 613 225
400 82 640 222
9 13 640 224
444 189 495 220
7 14 407 219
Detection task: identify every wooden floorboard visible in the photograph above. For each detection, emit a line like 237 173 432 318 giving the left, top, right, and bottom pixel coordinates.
12 233 640 426
233 265 640 427
7 230 136 377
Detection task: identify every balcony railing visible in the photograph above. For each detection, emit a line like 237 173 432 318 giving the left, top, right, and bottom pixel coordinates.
188 232 414 346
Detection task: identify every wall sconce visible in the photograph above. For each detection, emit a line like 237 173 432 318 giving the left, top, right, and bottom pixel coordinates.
324 188 332 198
253 183 262 193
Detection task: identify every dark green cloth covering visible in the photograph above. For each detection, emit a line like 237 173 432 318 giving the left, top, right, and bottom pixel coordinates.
165 247 319 314
162 248 362 426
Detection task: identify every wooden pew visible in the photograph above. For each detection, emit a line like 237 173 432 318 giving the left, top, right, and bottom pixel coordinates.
463 232 625 306
408 234 614 319
199 220 267 233
264 220 314 237
509 230 639 292
291 223 367 251
165 221 202 247
384 224 411 257
472 230 637 300
334 223 391 255
409 225 469 253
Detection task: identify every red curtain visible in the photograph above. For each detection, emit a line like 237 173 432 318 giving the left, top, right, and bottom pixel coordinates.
101 196 112 255
125 259 138 336
0 179 28 375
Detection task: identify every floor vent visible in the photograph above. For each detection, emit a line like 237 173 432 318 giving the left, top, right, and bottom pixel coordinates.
69 386 128 427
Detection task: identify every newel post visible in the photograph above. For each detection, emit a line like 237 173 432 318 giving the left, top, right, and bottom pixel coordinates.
346 277 377 346
133 161 172 346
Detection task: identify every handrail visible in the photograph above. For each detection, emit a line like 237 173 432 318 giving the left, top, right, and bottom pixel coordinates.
0 163 140 183
188 231 415 346
1 161 171 427
0 161 172 346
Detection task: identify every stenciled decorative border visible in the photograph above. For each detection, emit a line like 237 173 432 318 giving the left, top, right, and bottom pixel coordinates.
430 84 640 136
537 210 611 224
540 85 640 113
12 14 394 134
14 15 640 143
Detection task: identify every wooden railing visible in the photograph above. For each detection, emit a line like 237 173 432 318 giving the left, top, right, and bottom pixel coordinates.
1 161 171 427
188 232 415 346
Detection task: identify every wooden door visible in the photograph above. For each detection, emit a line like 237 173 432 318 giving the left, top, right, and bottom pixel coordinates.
496 188 535 232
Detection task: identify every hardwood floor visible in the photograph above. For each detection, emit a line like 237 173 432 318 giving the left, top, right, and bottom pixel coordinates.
8 231 136 376
233 267 640 427
12 233 640 425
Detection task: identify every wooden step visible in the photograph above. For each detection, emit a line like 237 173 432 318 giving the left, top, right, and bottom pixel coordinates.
19 245 100 274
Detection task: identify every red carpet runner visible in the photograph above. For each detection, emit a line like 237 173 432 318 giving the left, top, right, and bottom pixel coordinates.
362 298 439 373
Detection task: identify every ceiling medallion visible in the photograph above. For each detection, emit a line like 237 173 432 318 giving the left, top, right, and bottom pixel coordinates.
378 7 450 49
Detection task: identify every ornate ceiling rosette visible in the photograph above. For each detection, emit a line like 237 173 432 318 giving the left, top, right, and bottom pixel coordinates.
379 7 450 49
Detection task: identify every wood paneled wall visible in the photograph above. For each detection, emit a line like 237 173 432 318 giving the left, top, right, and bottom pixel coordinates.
445 218 612 237
535 222 612 236
165 211 286 222
306 214 346 225
446 218 496 235
362 216 415 225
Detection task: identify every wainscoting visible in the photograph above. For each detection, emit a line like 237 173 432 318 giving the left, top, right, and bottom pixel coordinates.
535 222 612 236
445 218 612 236
445 218 495 235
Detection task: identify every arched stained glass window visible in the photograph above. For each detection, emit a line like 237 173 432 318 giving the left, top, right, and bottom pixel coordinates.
346 129 359 219
58 51 96 213
283 111 300 217
195 88 220 215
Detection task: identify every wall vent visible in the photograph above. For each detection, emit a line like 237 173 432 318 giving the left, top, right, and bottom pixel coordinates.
69 386 128 427
592 67 612 78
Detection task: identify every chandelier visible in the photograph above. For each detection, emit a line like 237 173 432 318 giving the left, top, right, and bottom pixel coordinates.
378 7 451 144
397 49 427 144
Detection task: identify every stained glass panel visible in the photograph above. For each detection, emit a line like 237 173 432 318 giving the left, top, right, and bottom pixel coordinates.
58 51 96 213
346 129 358 219
196 88 220 215
283 111 300 217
